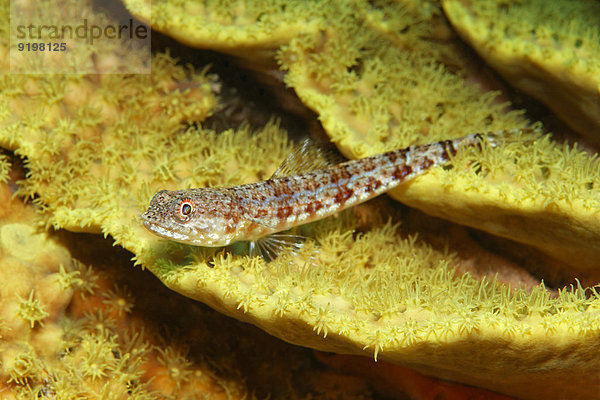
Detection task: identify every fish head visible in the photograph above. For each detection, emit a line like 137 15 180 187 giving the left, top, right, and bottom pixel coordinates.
141 188 236 247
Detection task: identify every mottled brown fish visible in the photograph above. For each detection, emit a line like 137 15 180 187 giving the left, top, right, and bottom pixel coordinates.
142 133 493 249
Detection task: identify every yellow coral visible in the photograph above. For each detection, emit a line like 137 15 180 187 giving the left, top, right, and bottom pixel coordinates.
149 211 600 399
123 0 324 66
9 77 600 398
276 1 600 274
442 0 600 144
278 1 526 157
9 107 595 398
393 129 600 275
0 174 288 399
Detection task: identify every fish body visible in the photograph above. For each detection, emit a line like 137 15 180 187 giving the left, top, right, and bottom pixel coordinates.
142 134 489 247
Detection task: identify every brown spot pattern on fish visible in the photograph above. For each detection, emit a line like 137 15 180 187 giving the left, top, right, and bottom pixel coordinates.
443 139 459 157
141 133 493 247
393 163 413 180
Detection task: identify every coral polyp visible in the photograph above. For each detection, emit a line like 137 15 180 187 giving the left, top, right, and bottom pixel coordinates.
17 291 49 329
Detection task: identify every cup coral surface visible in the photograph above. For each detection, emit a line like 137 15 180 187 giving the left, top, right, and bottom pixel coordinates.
123 0 324 65
276 0 600 274
442 0 600 144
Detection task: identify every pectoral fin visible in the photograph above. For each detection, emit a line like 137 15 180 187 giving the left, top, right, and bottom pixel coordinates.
248 233 305 261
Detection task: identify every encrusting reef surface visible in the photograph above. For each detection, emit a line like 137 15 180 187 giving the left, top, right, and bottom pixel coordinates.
1 0 600 399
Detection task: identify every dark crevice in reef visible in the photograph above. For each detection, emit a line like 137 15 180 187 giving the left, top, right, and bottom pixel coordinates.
151 31 318 142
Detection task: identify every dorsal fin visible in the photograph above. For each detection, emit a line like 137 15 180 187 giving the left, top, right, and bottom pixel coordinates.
271 139 345 179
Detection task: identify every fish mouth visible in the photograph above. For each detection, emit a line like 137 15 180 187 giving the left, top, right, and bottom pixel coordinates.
140 209 156 224
141 215 196 243
140 213 161 233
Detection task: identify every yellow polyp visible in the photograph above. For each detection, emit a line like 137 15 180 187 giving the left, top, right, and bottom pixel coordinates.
0 154 9 183
156 345 193 391
17 290 49 329
101 284 135 316
6 347 41 386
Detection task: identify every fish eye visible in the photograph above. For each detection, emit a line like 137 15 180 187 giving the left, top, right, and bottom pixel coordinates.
178 200 194 219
